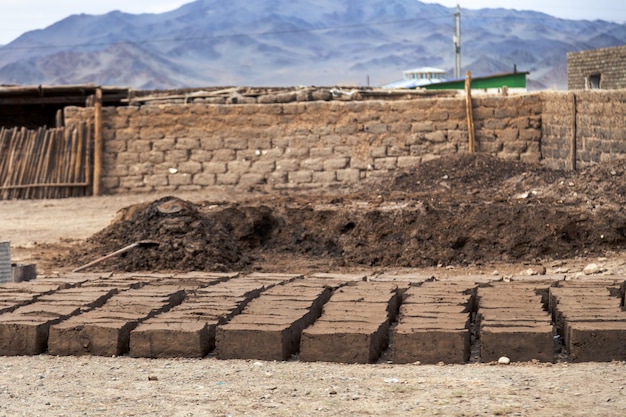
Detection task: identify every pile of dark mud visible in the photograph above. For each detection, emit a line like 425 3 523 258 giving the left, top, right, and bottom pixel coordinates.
67 154 626 272
67 197 250 272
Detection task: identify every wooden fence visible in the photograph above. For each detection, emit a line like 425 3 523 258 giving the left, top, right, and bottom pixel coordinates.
0 124 93 199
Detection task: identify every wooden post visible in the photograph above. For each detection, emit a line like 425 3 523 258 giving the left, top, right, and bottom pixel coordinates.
570 93 577 171
93 87 103 196
465 71 475 153
55 109 64 128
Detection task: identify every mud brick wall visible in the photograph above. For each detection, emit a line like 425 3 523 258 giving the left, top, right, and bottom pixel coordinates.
568 45 626 90
541 90 626 170
64 94 542 195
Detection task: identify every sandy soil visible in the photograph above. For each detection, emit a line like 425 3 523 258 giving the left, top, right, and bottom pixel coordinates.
0 355 624 416
1 154 626 416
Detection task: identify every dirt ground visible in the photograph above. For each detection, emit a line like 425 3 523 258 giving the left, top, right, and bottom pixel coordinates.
1 153 626 415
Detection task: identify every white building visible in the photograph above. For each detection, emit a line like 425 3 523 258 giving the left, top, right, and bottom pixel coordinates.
383 67 448 89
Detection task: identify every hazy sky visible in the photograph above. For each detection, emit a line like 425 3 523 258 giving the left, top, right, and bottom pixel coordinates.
1 0 624 45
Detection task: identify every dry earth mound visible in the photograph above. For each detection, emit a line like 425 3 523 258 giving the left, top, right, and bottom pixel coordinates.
66 154 626 272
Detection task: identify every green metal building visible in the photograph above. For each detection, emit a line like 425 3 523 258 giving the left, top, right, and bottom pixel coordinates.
423 71 529 93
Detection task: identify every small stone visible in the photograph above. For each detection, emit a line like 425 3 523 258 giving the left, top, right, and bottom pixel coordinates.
521 265 546 276
583 263 600 275
498 356 511 365
148 376 158 381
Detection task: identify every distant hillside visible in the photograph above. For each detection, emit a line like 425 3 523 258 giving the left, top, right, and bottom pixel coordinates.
0 0 624 89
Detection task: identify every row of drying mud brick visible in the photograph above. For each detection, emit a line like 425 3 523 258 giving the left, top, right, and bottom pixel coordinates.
0 273 624 363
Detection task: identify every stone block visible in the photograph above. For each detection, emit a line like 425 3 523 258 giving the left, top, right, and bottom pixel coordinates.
178 161 203 174
212 149 236 162
309 147 334 158
200 137 224 150
116 152 140 164
364 124 388 134
144 175 168 187
238 173 267 187
373 157 397 170
193 173 216 186
216 173 240 185
176 137 201 150
249 160 276 174
323 157 349 170
301 158 324 171
190 149 213 162
397 156 421 169
139 128 165 141
224 137 248 150
203 162 227 174
312 171 336 183
119 176 146 189
275 159 300 172
336 169 361 183
168 173 192 186
227 160 252 175
152 138 176 152
165 150 190 163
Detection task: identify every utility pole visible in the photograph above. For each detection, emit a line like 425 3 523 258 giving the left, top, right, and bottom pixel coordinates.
453 4 461 79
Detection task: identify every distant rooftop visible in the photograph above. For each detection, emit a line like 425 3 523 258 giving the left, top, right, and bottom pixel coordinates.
383 67 448 89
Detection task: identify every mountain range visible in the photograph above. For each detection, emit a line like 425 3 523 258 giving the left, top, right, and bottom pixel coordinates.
0 0 624 90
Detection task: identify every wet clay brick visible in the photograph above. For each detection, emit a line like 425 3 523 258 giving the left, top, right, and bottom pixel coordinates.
566 321 626 362
48 287 185 356
49 319 138 357
480 324 554 362
215 282 332 360
126 274 300 358
216 323 297 361
130 321 210 358
299 283 398 363
300 321 390 364
393 325 470 364
0 316 56 355
0 288 117 355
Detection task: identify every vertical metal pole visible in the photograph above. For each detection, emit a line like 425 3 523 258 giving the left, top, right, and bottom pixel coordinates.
453 5 461 79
